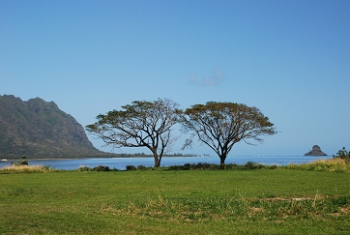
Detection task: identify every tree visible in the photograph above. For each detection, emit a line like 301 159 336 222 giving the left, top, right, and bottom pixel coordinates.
86 98 181 167
333 147 350 164
180 102 277 166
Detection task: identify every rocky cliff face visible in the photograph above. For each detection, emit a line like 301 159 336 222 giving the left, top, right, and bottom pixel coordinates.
304 145 327 156
0 95 110 159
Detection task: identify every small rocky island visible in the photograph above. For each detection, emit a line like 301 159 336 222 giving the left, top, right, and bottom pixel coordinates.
304 145 327 156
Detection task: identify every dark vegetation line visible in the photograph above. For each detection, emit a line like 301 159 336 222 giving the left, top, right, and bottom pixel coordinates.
2 150 349 173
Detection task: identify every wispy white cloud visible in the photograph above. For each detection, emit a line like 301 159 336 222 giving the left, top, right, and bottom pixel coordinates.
189 70 224 87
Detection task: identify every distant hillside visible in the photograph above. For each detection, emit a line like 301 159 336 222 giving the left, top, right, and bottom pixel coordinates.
0 95 112 159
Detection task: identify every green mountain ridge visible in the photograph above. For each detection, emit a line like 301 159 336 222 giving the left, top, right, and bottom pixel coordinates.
0 95 112 159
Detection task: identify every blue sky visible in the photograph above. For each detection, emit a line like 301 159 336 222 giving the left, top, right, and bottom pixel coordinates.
1 0 349 157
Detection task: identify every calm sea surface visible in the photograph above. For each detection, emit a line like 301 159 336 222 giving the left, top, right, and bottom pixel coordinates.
0 156 331 170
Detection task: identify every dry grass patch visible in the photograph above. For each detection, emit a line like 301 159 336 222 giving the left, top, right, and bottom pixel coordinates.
0 165 53 173
286 158 350 172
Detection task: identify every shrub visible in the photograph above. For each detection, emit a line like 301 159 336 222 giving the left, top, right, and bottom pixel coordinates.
244 161 255 169
167 162 272 171
333 147 350 164
183 163 191 170
167 165 184 171
78 166 91 171
168 163 216 170
244 161 264 170
137 165 147 171
126 165 137 171
93 165 110 171
12 156 28 166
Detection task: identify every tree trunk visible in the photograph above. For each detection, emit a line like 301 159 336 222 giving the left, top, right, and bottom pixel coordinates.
153 153 161 168
154 159 160 168
220 156 225 167
219 151 228 167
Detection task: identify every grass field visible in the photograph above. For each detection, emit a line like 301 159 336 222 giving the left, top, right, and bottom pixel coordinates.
1 163 350 234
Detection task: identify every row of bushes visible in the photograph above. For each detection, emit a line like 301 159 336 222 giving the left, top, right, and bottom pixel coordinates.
77 162 278 172
4 159 350 173
78 165 113 172
125 165 149 171
167 162 277 170
78 165 151 171
125 162 278 171
119 159 350 172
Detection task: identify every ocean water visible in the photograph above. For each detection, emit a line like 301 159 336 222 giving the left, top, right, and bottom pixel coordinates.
0 155 331 170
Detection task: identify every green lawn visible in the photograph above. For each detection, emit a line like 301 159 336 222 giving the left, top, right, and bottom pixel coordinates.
1 169 350 234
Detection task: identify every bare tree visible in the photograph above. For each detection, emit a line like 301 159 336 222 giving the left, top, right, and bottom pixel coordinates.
181 101 277 166
86 98 181 167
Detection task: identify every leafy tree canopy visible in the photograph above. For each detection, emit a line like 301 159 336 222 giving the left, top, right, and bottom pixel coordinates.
181 101 277 165
86 98 180 167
